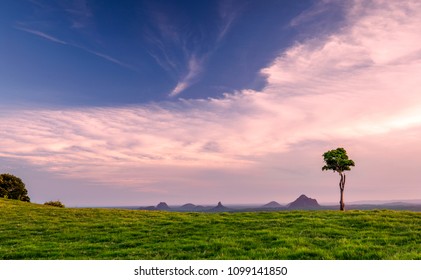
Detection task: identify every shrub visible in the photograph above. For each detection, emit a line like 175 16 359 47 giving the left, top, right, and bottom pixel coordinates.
0 173 30 202
44 200 65 208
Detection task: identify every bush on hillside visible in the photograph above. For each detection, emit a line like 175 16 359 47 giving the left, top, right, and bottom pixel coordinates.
44 200 65 208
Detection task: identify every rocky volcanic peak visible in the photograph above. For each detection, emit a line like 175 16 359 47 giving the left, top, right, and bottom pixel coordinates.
210 201 229 212
156 202 171 210
288 195 320 209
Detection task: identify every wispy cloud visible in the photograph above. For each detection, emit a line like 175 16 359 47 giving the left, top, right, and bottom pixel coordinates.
169 55 203 97
17 1 136 71
145 3 242 97
74 44 138 72
166 1 243 97
15 26 137 72
15 26 68 45
217 0 243 42
61 0 93 29
144 11 204 97
289 0 347 28
27 0 93 30
3 0 421 201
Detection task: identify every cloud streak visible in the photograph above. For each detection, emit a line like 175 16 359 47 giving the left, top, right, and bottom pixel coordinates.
216 0 243 42
15 26 68 45
3 0 421 201
169 55 203 97
15 26 137 72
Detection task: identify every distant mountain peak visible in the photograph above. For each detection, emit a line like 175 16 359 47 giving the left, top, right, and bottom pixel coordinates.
156 202 170 210
288 194 320 209
210 201 229 212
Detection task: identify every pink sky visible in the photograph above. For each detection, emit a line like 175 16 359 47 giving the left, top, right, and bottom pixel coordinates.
1 0 421 206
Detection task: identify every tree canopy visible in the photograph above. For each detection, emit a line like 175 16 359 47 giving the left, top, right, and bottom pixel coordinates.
322 147 355 173
0 173 30 202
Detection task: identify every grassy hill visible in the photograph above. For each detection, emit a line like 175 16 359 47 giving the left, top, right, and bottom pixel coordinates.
0 198 420 259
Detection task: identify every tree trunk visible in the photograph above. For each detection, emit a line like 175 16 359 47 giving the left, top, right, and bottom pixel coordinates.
339 172 345 211
339 188 345 211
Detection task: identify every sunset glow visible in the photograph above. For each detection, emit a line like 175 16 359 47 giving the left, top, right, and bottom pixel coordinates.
1 0 420 206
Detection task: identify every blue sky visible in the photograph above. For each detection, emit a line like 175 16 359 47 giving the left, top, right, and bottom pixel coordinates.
1 0 313 105
1 0 421 206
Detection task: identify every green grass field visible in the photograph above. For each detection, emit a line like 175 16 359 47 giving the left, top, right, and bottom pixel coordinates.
0 198 420 260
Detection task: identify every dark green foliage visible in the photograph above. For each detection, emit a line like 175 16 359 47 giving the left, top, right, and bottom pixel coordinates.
0 198 420 260
44 200 65 208
0 173 30 202
322 147 355 172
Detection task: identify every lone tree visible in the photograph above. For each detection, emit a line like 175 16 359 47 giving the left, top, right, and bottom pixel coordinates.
322 148 354 211
0 173 30 202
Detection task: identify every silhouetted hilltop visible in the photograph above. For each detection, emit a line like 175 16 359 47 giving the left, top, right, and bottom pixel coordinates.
135 196 421 212
139 202 171 211
262 201 283 208
156 202 171 210
194 205 206 211
142 206 156 210
209 202 230 212
180 203 196 211
288 195 320 209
